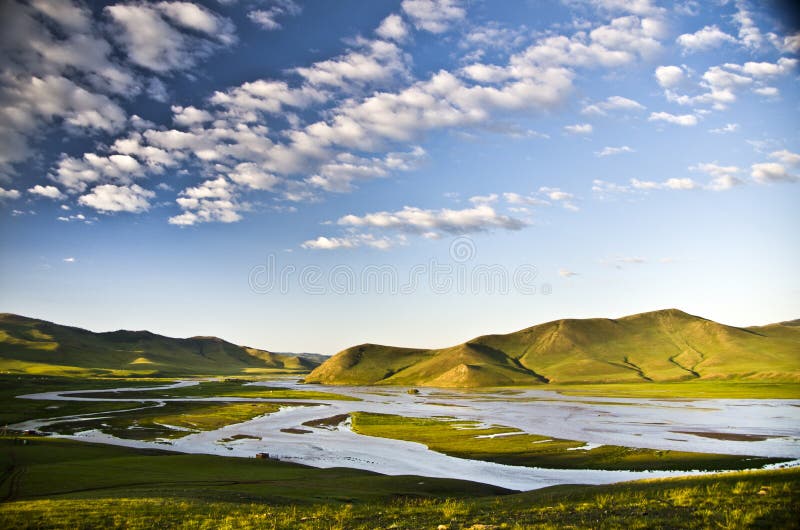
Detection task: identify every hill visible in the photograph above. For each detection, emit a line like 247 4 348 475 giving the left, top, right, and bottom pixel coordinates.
304 309 800 387
0 313 321 377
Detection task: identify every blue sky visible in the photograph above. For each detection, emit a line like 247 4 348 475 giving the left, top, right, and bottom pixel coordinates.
0 0 798 354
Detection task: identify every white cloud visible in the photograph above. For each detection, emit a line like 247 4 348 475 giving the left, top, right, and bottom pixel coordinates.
564 123 593 135
228 162 280 191
655 65 684 88
753 86 778 97
169 177 242 225
156 1 236 44
337 204 526 235
63 257 76 263
301 233 394 250
28 184 65 199
306 147 425 193
596 145 634 157
294 38 408 90
676 25 736 51
709 123 738 134
733 0 763 49
689 162 743 191
768 31 800 54
247 0 301 31
106 2 236 73
503 192 549 207
769 150 800 167
592 179 631 196
648 111 697 126
376 14 408 42
582 95 644 115
630 177 697 190
172 105 214 126
0 187 21 200
590 0 664 17
78 184 155 213
751 162 798 184
401 0 465 34
664 177 697 190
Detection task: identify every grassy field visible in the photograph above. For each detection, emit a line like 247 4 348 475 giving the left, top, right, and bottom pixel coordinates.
74 379 361 401
306 309 800 387
350 412 788 471
44 401 291 440
548 380 800 399
0 374 175 426
0 436 797 529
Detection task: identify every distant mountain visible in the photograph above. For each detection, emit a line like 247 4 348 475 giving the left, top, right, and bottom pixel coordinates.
0 313 322 377
305 309 800 387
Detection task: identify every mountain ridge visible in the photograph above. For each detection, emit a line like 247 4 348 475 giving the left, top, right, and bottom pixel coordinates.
0 312 322 377
305 309 800 387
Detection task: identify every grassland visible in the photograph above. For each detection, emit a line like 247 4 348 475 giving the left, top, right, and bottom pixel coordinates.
0 374 175 426
43 401 291 440
0 313 321 377
350 412 788 471
306 309 800 387
75 380 360 401
1 436 797 529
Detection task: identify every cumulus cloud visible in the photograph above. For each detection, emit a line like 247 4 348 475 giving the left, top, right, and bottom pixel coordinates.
630 177 698 190
751 162 798 183
294 38 409 91
301 233 395 250
337 204 526 235
376 14 409 42
0 187 21 200
769 150 800 167
106 2 236 73
564 123 593 135
582 96 644 115
648 111 697 126
596 145 634 157
401 0 465 34
655 65 684 88
169 177 242 225
503 192 549 207
689 162 743 190
247 0 301 31
676 25 736 51
709 123 738 134
28 184 65 199
306 147 425 193
78 184 155 213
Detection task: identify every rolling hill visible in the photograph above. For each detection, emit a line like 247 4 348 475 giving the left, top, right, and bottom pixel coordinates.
304 309 800 387
0 313 322 377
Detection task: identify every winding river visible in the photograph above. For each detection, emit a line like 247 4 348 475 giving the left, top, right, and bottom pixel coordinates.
12 379 800 491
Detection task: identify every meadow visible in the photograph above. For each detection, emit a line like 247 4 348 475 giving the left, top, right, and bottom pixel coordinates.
350 412 787 471
1 436 798 529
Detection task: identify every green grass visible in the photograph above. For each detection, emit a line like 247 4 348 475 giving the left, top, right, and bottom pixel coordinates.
306 309 800 388
0 313 320 377
44 401 290 440
75 380 360 401
0 374 175 426
350 412 787 471
0 436 797 529
548 380 800 399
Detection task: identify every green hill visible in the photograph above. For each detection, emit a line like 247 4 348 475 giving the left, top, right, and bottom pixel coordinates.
304 309 800 387
0 313 322 377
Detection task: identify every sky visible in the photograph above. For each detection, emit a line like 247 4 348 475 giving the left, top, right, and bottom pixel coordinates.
0 0 799 355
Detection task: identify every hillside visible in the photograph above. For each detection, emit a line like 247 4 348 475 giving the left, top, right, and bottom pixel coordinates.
0 313 321 377
304 309 800 387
